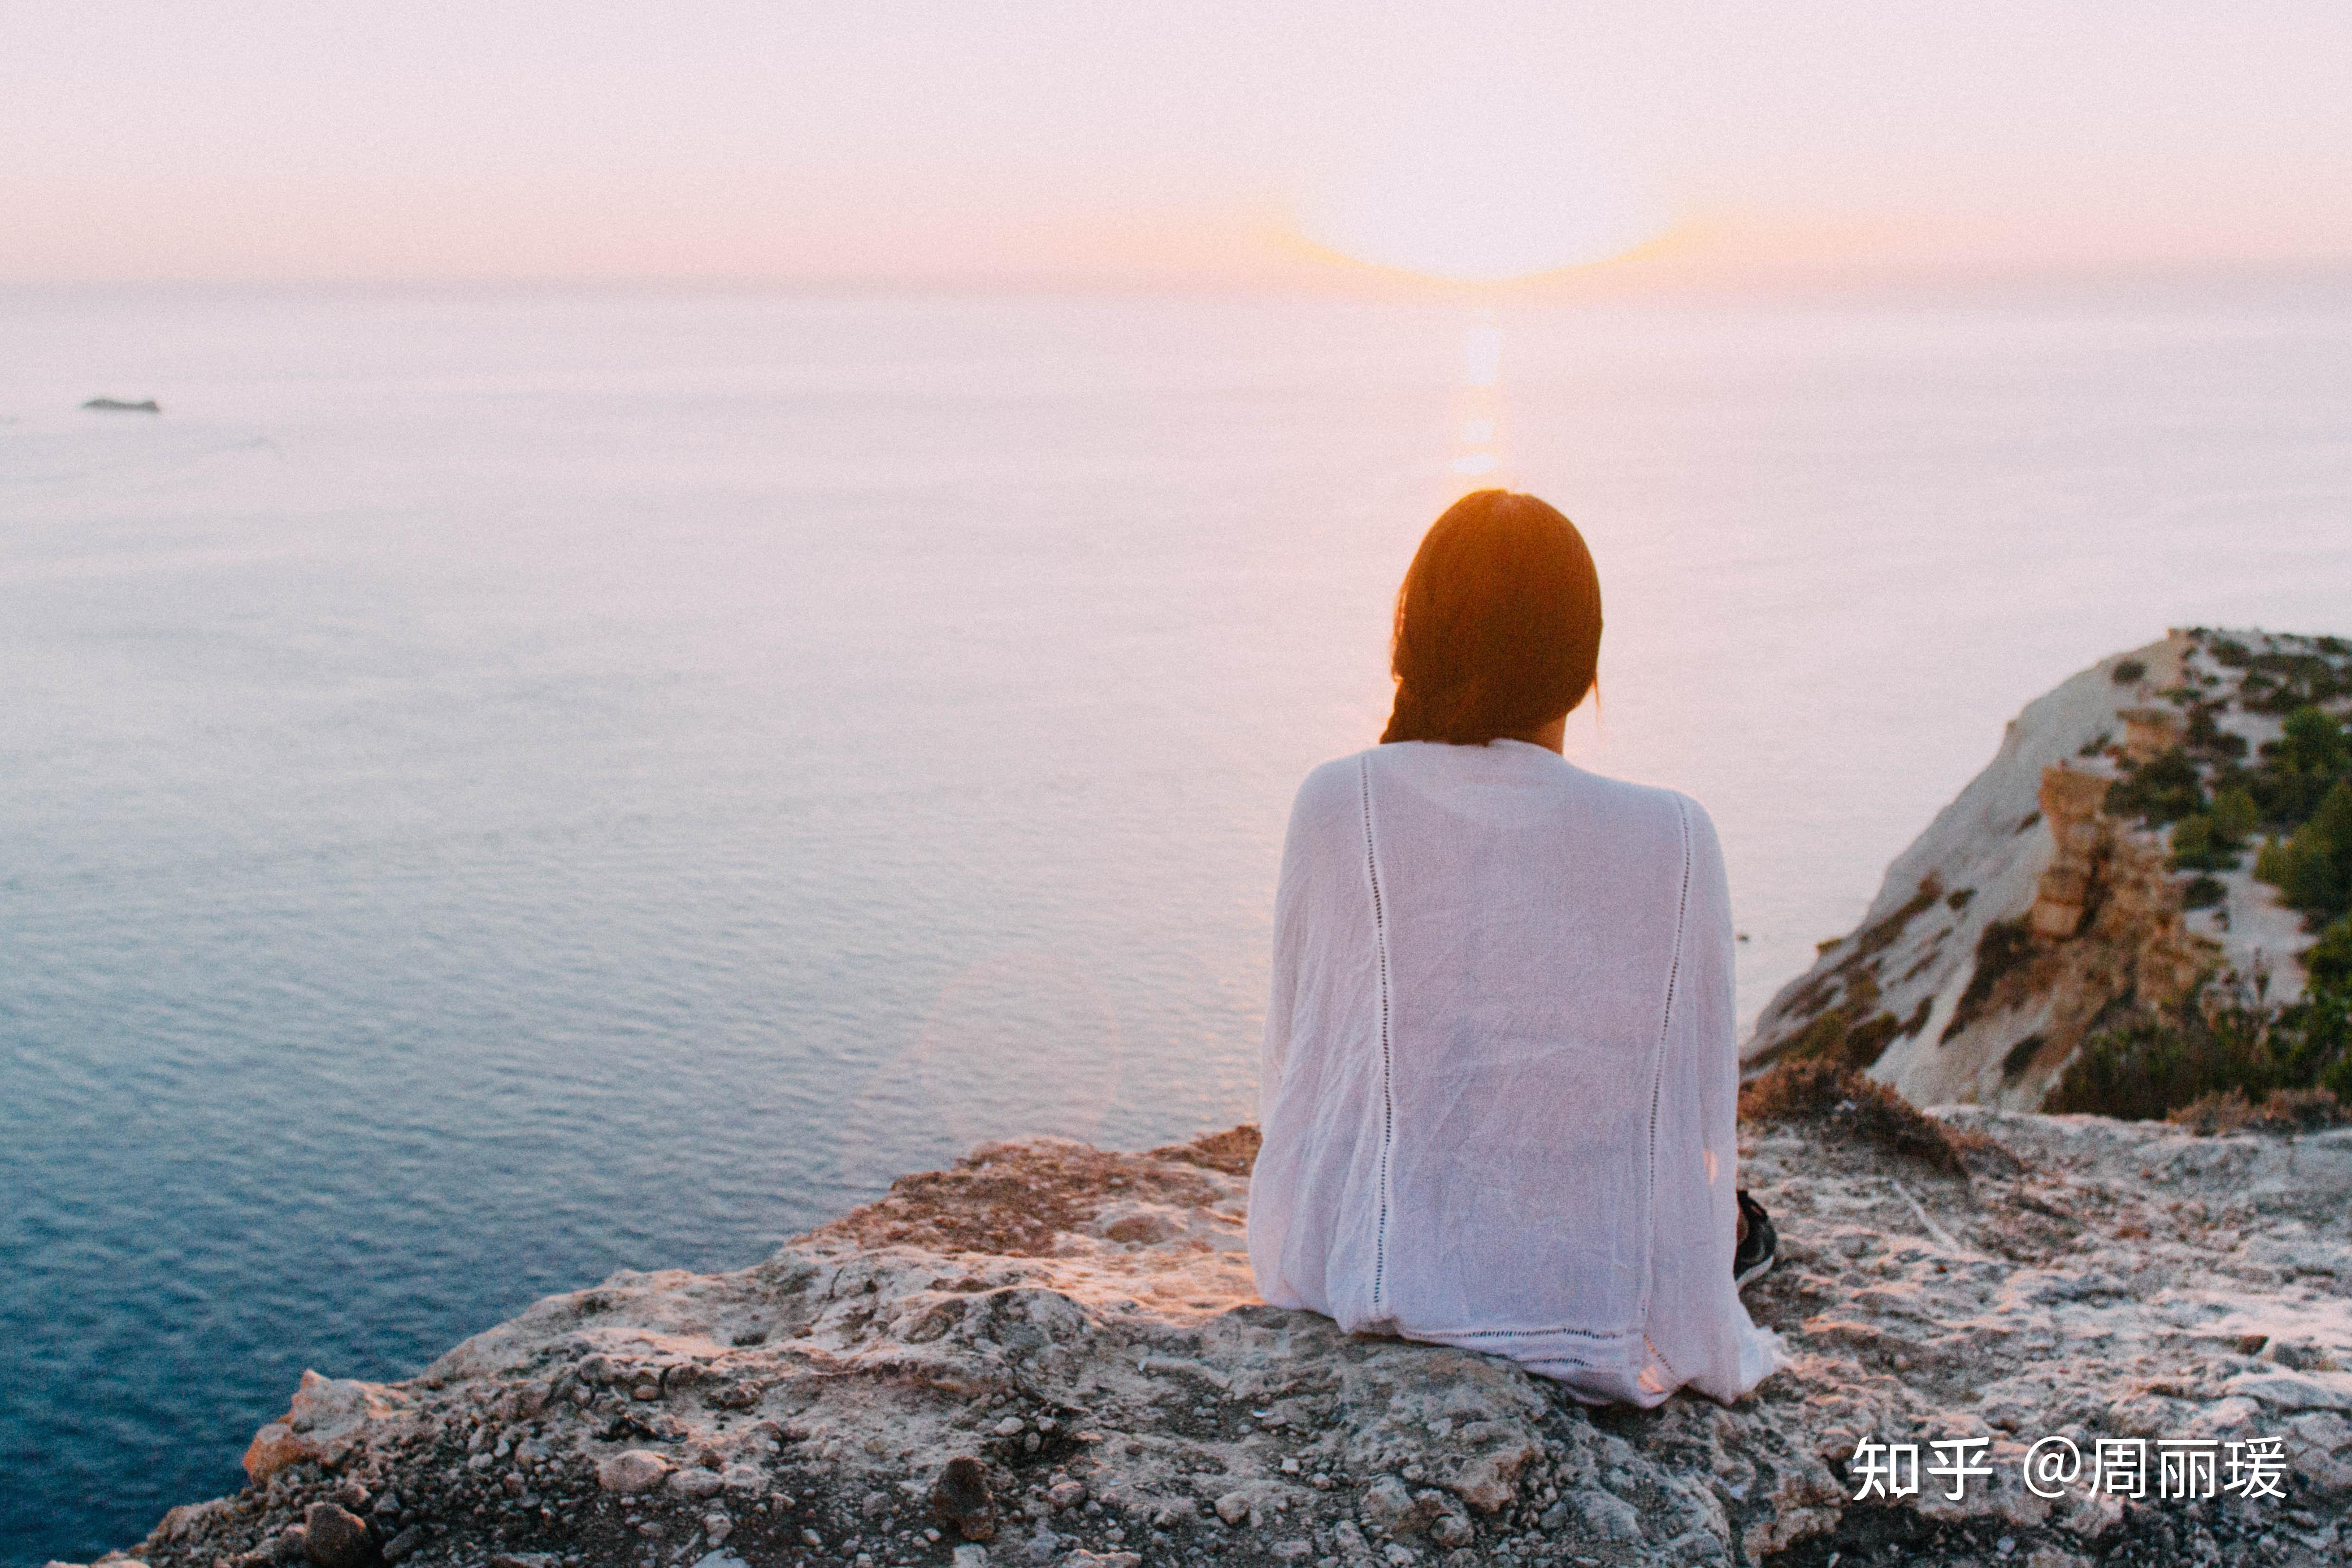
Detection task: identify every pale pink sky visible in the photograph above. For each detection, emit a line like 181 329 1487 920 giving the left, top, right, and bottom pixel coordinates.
5 1 2348 286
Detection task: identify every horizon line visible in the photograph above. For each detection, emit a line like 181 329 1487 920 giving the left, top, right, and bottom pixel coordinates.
5 253 2352 301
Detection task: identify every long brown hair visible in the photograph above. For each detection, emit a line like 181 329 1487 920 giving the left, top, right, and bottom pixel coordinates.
1380 490 1602 746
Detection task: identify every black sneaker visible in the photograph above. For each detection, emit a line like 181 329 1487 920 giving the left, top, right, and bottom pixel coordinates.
1734 1190 1777 1289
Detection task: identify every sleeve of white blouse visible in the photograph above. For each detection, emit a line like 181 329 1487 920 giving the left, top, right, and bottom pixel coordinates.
1650 798 1782 1401
1257 784 1312 1120
1248 769 1328 1310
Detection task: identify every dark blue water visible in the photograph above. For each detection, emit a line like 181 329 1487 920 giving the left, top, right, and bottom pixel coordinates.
7 283 2351 1565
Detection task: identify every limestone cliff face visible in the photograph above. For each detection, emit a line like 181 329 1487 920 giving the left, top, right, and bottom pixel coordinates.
1744 630 2336 1110
68 1112 2352 1568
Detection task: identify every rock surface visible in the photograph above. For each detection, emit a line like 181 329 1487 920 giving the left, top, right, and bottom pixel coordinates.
1745 629 2345 1109
65 1112 2352 1568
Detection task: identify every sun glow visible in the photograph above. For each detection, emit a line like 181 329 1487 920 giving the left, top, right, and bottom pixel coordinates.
1299 73 1663 284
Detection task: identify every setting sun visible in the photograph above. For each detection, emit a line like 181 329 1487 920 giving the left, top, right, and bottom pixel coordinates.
1297 71 1664 284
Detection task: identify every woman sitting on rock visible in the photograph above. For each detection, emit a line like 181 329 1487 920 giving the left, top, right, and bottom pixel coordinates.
1247 489 1781 1406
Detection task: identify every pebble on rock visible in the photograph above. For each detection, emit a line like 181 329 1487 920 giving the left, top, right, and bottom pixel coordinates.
1213 1491 1252 1526
598 1449 673 1494
301 1502 374 1568
1570 1488 1642 1541
930 1454 998 1542
669 1466 725 1499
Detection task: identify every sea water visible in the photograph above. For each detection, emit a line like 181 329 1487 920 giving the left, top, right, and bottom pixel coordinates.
4 280 2349 1562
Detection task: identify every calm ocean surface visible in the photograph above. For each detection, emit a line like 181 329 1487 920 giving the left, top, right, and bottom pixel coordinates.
5 281 2350 1562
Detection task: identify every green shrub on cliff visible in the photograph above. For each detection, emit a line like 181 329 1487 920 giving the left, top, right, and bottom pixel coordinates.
2250 706 2349 825
2107 748 2206 826
2170 788 2259 872
2303 985 2352 1105
2256 780 2352 923
2050 961 2352 1119
2049 1019 2241 1122
2185 704 2250 760
2236 650 2352 715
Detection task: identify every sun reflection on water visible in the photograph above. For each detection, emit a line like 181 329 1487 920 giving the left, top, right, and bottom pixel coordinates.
1448 311 1507 484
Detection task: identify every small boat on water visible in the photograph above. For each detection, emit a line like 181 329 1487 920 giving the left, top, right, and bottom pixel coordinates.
83 397 161 413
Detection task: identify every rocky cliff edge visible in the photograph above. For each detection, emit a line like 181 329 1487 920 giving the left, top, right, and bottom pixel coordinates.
64 1096 2352 1568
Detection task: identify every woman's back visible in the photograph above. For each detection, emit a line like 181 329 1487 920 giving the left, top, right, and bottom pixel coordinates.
1248 738 1778 1405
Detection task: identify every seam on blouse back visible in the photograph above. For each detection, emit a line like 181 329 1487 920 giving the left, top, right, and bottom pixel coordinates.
1358 754 1396 1310
1442 1322 1632 1341
1643 796 1695 1326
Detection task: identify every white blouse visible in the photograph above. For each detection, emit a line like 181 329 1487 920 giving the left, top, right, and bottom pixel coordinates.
1248 739 1780 1406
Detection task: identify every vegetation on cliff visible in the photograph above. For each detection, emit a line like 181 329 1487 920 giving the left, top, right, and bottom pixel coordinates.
1747 629 2352 1119
2054 696 2352 1122
2046 973 2352 1121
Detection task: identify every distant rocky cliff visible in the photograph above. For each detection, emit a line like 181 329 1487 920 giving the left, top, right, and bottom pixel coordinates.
1745 629 2349 1110
67 1101 2352 1568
